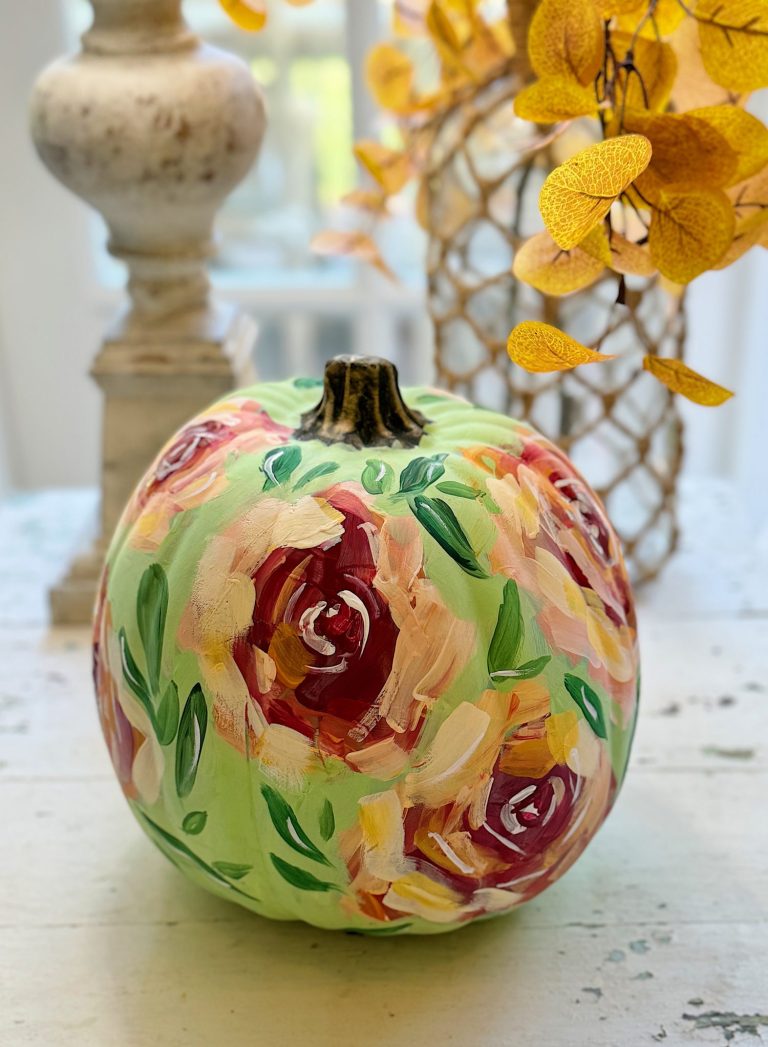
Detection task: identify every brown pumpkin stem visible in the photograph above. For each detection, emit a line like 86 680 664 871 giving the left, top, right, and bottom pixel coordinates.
294 355 427 449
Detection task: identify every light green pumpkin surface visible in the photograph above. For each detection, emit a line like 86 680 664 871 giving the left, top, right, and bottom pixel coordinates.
95 378 640 935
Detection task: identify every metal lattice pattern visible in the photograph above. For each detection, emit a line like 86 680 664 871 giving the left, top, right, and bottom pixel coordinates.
425 78 684 584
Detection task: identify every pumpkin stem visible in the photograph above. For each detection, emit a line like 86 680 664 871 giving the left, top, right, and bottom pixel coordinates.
294 355 427 449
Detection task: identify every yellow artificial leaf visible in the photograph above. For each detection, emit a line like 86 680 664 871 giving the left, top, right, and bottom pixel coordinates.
219 0 267 31
507 321 616 372
311 231 395 280
610 30 677 111
670 15 738 110
353 141 412 195
512 231 606 295
713 207 768 268
615 0 685 37
579 224 612 265
642 356 734 406
365 44 415 114
688 106 768 186
599 0 643 14
219 0 314 31
648 186 735 283
539 134 652 250
459 23 511 81
426 0 467 58
528 0 604 87
728 156 768 208
424 0 508 83
608 231 656 276
417 172 476 238
579 222 656 277
696 0 768 92
340 188 389 213
720 165 768 266
393 0 430 35
489 16 516 59
659 275 686 297
619 110 738 201
514 77 599 122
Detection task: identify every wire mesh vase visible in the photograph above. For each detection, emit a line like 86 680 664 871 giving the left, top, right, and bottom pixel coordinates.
424 76 685 584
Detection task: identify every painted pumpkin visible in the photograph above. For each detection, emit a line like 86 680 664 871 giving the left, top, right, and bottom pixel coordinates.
93 355 639 935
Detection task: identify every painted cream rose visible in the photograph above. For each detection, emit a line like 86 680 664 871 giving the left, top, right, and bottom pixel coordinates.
464 439 638 711
93 574 164 804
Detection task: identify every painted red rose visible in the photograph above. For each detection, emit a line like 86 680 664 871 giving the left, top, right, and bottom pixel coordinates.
233 487 402 758
403 759 596 897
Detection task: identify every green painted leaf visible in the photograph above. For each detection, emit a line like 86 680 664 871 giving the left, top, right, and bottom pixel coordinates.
361 458 394 495
261 784 330 865
564 673 608 739
136 563 168 695
490 655 551 684
416 393 449 403
293 462 339 491
397 454 449 495
410 496 489 579
261 445 302 491
156 680 180 746
182 810 207 835
175 684 208 797
488 581 524 682
435 481 481 500
293 376 323 389
118 628 154 723
481 492 502 515
212 861 253 881
269 853 338 892
136 811 260 901
319 799 335 842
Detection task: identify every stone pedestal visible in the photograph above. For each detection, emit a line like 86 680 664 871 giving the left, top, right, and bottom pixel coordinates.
50 305 256 623
30 0 266 623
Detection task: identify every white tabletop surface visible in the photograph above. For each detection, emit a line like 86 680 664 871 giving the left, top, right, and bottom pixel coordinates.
1 485 766 1047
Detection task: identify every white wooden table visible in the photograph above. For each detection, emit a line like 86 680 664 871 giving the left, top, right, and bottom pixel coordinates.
1 486 766 1047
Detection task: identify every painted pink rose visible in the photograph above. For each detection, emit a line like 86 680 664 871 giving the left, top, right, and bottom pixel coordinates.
121 399 292 551
465 439 638 701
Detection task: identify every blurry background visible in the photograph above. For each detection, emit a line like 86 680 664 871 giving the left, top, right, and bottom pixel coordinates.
0 0 766 530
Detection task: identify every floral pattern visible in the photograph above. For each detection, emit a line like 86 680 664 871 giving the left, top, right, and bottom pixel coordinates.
119 397 291 552
93 572 164 804
94 378 640 935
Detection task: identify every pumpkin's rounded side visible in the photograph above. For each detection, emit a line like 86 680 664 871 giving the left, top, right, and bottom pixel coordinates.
93 367 639 935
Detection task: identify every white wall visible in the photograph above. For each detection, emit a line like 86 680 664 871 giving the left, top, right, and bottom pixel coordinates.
0 0 103 490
